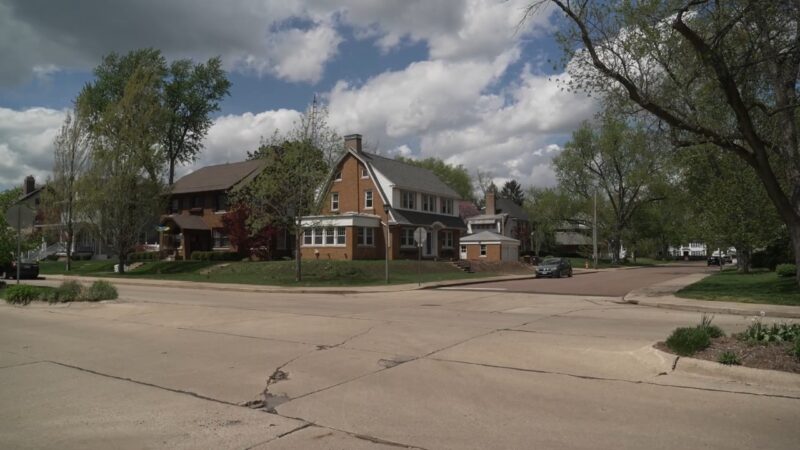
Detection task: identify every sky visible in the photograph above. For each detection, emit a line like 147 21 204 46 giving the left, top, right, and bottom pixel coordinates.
0 0 597 193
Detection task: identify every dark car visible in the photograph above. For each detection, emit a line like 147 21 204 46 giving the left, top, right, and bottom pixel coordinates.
707 256 724 266
536 257 573 278
2 259 40 279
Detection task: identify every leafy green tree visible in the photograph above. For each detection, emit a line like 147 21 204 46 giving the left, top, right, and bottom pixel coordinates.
41 110 90 271
78 63 167 273
525 186 583 257
163 57 231 185
396 157 474 201
500 180 525 206
0 187 22 268
554 113 669 263
236 141 328 281
531 0 800 281
681 148 783 272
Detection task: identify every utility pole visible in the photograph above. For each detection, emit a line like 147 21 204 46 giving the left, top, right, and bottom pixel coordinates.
593 188 598 269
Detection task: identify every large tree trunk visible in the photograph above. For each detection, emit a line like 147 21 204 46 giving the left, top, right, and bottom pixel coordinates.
609 227 622 264
792 223 800 283
736 244 751 274
169 157 175 186
65 228 72 272
118 248 126 274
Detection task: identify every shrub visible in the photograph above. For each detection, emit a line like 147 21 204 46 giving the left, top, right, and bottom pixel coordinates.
129 252 159 262
45 254 59 261
740 320 800 343
698 314 725 338
84 280 118 301
776 264 797 278
4 285 39 305
55 281 84 302
792 339 800 361
666 327 711 356
42 289 61 304
191 251 240 261
718 351 741 366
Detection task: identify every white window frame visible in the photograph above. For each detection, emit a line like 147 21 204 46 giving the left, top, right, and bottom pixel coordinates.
440 198 453 215
421 194 435 212
358 227 375 246
480 244 487 257
400 191 416 210
364 190 373 209
334 171 342 181
441 230 454 248
361 167 369 178
400 228 416 247
303 227 346 247
331 192 339 211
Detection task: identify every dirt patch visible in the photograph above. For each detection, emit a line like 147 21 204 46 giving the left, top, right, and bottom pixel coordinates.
656 337 800 374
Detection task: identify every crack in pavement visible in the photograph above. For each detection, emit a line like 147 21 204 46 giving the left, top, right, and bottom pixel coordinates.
427 357 800 400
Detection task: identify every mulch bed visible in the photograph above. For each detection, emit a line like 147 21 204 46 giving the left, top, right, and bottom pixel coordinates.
655 337 800 374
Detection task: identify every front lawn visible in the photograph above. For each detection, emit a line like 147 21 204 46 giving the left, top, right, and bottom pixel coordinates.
566 257 662 269
39 259 497 287
676 270 800 306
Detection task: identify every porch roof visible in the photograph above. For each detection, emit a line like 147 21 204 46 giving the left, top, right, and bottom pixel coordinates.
162 214 210 231
390 209 466 230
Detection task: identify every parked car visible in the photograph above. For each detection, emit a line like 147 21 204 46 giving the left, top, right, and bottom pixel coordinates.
535 257 573 278
2 258 40 279
723 254 733 264
707 256 724 266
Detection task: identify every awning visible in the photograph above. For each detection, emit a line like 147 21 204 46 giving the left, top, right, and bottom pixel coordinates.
161 214 210 231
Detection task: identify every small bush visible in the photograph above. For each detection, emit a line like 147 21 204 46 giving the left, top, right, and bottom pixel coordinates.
792 339 800 361
4 285 39 305
666 327 711 356
56 281 83 302
84 280 118 301
41 289 61 304
698 314 725 338
191 251 240 261
718 350 741 366
776 264 797 278
740 320 800 343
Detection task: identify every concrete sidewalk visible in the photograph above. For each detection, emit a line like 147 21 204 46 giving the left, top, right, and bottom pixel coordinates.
624 273 800 319
40 272 537 295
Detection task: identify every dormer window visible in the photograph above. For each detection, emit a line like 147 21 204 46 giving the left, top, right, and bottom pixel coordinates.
334 171 342 181
400 191 415 209
421 194 435 212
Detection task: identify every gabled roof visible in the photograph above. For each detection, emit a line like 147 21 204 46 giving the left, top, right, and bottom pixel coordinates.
162 214 210 231
491 197 528 221
461 230 519 244
171 160 266 195
391 209 466 230
360 152 460 199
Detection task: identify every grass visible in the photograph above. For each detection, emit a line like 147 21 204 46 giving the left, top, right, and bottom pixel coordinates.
677 270 800 306
565 257 663 269
38 259 497 287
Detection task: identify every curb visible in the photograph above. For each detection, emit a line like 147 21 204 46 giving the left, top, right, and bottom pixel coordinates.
623 273 800 319
39 273 539 296
650 347 800 394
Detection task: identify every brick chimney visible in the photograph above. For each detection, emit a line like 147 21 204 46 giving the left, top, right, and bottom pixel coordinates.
23 175 35 195
485 188 496 215
344 134 362 153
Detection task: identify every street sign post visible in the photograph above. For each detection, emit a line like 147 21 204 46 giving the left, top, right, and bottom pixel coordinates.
414 227 427 286
4 205 35 285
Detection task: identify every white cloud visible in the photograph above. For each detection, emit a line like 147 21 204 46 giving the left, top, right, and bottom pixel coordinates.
0 107 66 189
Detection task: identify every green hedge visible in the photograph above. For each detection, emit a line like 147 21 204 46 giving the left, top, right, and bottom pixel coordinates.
776 264 797 278
190 251 241 261
4 280 118 305
128 252 160 261
4 285 39 305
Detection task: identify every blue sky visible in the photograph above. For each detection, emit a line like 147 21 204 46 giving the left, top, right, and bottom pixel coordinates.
0 0 596 192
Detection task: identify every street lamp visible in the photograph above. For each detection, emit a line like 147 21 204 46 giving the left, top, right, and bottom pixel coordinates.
382 204 390 284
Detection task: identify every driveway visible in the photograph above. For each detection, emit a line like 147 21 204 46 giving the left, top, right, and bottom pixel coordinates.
0 278 798 449
445 263 715 297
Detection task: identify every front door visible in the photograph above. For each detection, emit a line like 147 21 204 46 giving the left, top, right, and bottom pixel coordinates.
460 244 467 260
423 230 436 257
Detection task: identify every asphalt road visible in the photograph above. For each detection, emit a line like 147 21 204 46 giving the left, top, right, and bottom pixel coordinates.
1 272 798 449
448 263 716 297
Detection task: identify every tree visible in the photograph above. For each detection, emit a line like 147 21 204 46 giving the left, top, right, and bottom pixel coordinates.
0 187 22 269
236 141 328 281
396 157 474 201
474 170 496 206
681 147 783 272
500 180 525 206
248 97 344 168
163 57 231 185
530 0 800 281
41 110 90 271
525 186 580 257
554 113 669 263
78 63 167 273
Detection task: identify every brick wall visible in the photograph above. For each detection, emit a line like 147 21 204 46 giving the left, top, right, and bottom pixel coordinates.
464 242 501 261
323 154 387 221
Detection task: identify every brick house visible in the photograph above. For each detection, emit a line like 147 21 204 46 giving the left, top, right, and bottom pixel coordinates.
459 231 520 262
160 159 290 259
300 134 466 261
465 189 531 253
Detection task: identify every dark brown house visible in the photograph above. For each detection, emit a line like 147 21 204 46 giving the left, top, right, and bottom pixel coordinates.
160 160 270 259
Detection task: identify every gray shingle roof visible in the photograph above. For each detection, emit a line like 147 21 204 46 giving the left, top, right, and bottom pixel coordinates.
492 197 528 221
391 209 466 230
171 160 265 194
461 230 519 243
162 214 210 231
361 152 460 198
